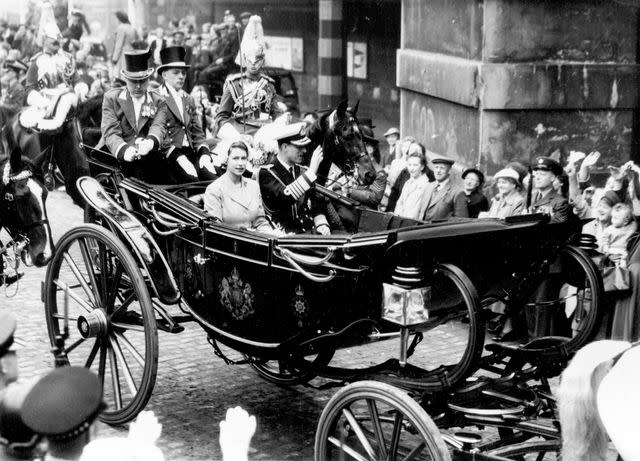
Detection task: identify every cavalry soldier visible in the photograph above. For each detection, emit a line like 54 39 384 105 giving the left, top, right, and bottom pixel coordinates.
0 60 27 111
157 46 217 182
258 122 330 235
21 367 104 461
22 18 90 206
214 15 286 140
99 50 169 184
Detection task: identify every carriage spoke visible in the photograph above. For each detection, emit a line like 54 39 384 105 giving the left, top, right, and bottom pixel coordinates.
388 411 404 461
63 253 99 306
341 408 377 460
108 346 123 410
113 331 145 368
79 238 102 306
52 313 78 321
327 437 369 461
111 292 136 318
105 264 124 312
110 335 138 396
85 339 101 369
366 399 387 459
98 241 109 306
63 337 87 355
98 340 107 391
54 280 94 313
402 441 425 461
111 323 145 333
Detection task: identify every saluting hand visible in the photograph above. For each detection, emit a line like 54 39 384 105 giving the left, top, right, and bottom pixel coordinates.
309 146 324 176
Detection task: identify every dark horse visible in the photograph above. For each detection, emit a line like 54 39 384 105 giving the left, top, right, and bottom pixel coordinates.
0 101 90 207
305 100 375 232
0 107 54 282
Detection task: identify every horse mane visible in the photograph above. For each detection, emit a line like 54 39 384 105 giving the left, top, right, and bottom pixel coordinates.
0 106 22 172
558 340 631 461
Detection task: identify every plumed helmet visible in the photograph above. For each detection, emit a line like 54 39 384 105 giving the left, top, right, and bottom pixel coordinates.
236 15 266 66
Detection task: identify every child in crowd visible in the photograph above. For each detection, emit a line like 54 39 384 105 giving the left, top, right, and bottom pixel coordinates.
602 202 637 266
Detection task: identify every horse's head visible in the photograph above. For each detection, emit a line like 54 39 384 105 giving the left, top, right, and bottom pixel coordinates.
306 100 374 182
0 135 54 267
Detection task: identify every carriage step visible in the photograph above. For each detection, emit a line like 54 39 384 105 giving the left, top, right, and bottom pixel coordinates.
155 316 188 334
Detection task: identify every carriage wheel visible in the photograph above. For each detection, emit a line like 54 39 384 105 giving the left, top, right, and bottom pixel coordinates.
44 224 158 425
314 381 451 461
485 439 561 459
248 349 335 385
517 245 603 354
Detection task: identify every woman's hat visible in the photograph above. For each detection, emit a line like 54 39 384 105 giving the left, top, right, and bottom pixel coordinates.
360 124 379 145
462 167 485 186
494 167 522 187
157 46 191 75
3 59 27 73
121 50 154 80
383 127 400 138
600 190 622 207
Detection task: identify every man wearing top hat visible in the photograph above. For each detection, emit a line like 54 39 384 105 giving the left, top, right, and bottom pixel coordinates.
258 122 330 235
157 46 217 182
0 60 27 111
214 15 286 140
99 50 169 184
418 156 467 221
530 156 571 223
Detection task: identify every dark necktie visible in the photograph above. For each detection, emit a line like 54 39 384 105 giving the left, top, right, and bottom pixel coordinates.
289 166 295 179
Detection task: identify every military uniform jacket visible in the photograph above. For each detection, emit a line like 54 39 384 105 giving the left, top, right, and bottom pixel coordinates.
25 50 78 98
258 160 327 233
214 72 282 135
158 84 208 156
530 188 571 224
1 80 26 109
98 88 167 160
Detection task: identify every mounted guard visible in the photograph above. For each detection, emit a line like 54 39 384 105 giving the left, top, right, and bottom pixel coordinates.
213 15 287 141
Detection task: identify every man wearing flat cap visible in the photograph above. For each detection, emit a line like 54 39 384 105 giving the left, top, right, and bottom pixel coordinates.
157 46 217 183
259 122 330 234
99 50 169 183
0 60 27 111
21 367 104 461
418 155 467 221
530 156 571 223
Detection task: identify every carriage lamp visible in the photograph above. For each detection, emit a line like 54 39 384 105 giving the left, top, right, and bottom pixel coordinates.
382 266 431 327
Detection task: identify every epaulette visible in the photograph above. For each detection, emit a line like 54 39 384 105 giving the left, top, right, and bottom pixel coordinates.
225 73 242 82
261 74 275 84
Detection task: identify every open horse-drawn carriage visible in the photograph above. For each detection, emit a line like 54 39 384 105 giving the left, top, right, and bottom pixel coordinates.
42 104 603 459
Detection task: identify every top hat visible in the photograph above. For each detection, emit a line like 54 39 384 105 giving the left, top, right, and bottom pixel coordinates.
121 50 154 80
157 46 191 75
360 125 379 145
21 367 104 440
533 156 563 177
274 122 311 147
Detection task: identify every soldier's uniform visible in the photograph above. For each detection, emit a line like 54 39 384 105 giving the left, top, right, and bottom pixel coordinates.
25 49 79 104
214 72 282 137
530 157 571 224
1 80 26 110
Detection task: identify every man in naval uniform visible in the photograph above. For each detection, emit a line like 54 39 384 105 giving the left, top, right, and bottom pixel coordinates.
157 45 217 182
258 122 330 235
214 15 286 140
530 156 571 223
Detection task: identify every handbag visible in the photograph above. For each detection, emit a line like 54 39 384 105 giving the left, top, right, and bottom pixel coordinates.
602 264 630 293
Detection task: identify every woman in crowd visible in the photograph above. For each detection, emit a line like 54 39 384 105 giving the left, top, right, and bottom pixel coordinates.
386 142 433 212
394 150 430 220
112 11 138 78
456 168 489 218
486 167 525 219
204 141 273 233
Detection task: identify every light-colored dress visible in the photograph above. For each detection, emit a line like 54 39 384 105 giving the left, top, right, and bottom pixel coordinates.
394 174 429 220
487 191 525 219
203 174 272 232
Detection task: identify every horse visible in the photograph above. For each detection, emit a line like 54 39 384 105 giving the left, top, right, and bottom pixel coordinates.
558 340 640 461
0 95 90 207
0 112 54 279
305 100 376 232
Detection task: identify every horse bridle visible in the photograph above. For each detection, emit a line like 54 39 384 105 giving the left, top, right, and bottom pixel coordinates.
1 163 49 233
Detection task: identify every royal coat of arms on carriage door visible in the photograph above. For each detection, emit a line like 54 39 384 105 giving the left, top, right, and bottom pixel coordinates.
219 267 255 320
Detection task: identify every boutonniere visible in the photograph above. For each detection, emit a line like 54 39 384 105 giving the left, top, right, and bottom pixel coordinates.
141 101 157 118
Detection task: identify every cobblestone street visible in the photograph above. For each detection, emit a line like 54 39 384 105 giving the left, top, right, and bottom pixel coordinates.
2 190 471 460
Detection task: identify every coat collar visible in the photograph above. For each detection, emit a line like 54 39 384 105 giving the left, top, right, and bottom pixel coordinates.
160 84 188 124
117 89 156 131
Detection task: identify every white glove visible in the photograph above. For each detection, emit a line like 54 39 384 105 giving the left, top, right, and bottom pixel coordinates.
219 406 256 461
316 224 331 236
176 155 198 178
199 154 216 173
135 138 154 157
123 146 139 162
128 411 162 445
